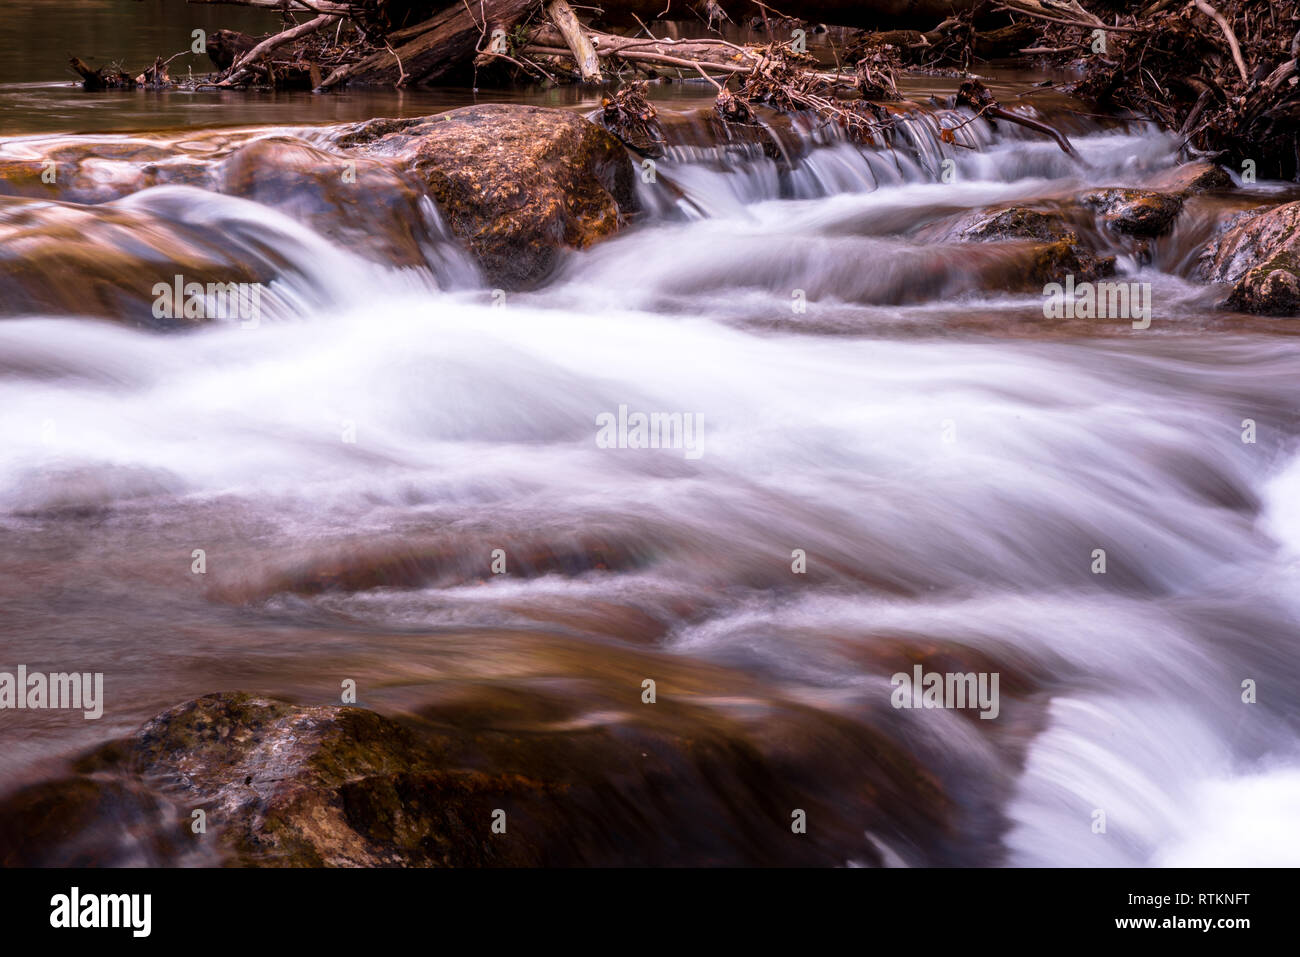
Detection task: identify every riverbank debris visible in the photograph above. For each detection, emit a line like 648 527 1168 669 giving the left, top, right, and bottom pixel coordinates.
60 1 1300 179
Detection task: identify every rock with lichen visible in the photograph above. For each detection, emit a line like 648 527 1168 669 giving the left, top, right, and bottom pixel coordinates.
1198 201 1300 316
0 693 558 867
1081 188 1184 237
953 205 1116 286
339 105 639 289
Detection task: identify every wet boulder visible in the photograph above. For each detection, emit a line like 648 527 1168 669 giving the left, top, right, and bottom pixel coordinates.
0 194 269 326
1082 188 1184 237
219 138 433 269
0 674 991 867
958 206 1078 244
0 693 551 867
953 205 1115 285
1143 161 1232 196
340 105 639 288
1198 200 1300 316
1022 239 1116 288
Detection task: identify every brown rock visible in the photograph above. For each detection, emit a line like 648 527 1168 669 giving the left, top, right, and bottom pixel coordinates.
1082 188 1184 237
0 196 269 326
1143 161 1233 196
0 693 554 867
959 206 1077 244
955 205 1115 285
219 138 431 269
344 105 638 288
0 676 999 866
1024 239 1116 288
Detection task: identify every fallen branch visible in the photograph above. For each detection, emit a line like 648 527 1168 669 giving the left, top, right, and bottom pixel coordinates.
546 0 601 82
522 22 767 78
994 1 1144 33
1190 0 1248 86
187 0 355 11
69 55 136 90
957 77 1078 157
217 14 340 87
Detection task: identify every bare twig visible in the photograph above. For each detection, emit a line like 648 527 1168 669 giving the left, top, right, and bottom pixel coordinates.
217 13 339 87
1191 0 1249 85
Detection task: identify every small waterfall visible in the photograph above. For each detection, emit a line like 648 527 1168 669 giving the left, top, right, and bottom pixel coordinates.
2 88 1299 866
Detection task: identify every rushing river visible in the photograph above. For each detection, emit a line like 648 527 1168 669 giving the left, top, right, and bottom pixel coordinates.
2 2 1300 867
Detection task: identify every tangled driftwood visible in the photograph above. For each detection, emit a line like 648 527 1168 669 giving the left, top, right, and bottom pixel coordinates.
66 0 1299 179
1044 0 1300 179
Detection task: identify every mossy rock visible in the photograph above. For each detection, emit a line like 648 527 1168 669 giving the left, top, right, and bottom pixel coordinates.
959 206 1078 244
0 672 1022 867
954 205 1116 287
1198 201 1300 316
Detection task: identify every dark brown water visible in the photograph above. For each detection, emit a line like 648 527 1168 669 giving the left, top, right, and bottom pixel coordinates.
0 0 637 134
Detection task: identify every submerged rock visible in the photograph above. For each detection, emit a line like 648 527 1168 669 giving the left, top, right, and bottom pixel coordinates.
0 141 213 206
219 137 433 270
955 205 1115 285
206 529 655 604
1198 201 1300 316
0 775 193 867
0 669 1026 866
340 105 639 288
0 195 269 326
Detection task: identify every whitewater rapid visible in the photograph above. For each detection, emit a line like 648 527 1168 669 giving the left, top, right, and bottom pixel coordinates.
2 113 1298 866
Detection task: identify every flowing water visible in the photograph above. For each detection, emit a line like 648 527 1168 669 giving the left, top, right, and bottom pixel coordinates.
2 3 1300 867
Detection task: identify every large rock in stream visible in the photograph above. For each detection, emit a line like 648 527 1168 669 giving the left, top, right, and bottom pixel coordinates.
0 692 556 867
1081 188 1185 237
0 662 1036 867
947 204 1116 288
338 104 639 289
1198 200 1300 316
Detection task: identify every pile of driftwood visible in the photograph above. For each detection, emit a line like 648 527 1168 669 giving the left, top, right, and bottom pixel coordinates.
1029 0 1300 180
156 0 1054 89
69 0 1300 179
